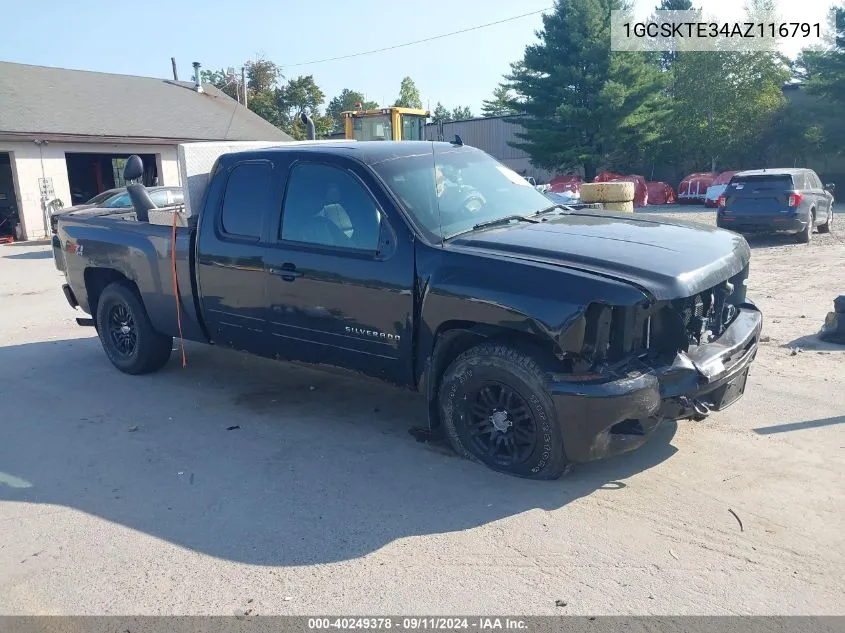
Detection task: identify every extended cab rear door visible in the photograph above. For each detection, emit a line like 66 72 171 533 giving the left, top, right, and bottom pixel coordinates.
263 152 416 385
195 158 276 354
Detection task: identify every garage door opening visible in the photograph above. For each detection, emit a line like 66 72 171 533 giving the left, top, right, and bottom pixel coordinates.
65 152 158 206
0 152 21 240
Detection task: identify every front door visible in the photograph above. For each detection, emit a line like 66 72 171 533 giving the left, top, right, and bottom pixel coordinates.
264 158 415 384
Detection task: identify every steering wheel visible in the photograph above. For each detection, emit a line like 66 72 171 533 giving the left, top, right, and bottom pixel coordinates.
460 190 486 214
441 185 486 215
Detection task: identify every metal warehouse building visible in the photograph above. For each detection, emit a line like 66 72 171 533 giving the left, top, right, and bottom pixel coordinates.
0 62 291 241
425 116 554 183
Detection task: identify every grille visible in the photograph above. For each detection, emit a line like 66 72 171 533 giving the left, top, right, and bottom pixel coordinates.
579 265 749 368
674 286 735 346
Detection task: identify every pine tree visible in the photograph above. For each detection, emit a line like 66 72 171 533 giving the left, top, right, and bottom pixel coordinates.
451 106 473 121
507 0 666 180
431 102 451 123
481 84 516 117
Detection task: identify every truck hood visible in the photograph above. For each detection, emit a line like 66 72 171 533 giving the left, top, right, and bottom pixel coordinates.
448 211 750 300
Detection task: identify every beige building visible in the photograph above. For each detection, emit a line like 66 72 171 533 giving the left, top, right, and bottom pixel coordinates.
0 62 291 241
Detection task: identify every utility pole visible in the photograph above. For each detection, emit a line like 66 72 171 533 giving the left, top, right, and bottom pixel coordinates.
171 57 178 81
241 66 248 108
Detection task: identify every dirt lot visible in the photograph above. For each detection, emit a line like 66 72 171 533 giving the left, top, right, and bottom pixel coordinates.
1 207 843 615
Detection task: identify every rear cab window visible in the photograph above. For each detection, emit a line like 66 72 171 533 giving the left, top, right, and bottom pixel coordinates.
220 161 273 240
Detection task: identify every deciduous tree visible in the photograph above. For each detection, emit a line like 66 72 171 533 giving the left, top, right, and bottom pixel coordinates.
326 89 379 132
394 76 423 109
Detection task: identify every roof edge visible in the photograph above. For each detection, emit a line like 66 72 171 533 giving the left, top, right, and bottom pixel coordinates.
0 131 285 145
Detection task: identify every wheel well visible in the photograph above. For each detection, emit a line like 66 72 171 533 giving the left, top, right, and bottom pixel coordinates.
84 268 136 316
422 321 561 429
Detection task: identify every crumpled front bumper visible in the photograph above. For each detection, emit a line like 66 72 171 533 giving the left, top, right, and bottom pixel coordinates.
547 305 763 463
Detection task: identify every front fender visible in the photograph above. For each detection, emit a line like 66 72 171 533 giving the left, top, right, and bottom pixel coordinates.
415 246 649 381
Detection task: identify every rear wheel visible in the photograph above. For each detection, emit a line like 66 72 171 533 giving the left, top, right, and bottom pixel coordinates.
819 207 833 233
797 210 814 243
438 342 567 480
95 281 172 374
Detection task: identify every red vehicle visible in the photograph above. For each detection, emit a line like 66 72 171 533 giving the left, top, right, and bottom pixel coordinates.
678 172 716 203
646 181 676 205
548 175 583 194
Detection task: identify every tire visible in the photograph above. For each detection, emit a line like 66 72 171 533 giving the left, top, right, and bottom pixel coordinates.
438 342 567 480
818 207 833 233
796 210 813 244
580 182 635 204
95 281 172 375
602 201 634 213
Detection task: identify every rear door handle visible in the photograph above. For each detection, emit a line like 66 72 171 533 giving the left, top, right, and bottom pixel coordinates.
269 263 302 281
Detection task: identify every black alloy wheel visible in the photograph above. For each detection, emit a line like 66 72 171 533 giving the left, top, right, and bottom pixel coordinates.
108 302 137 357
438 342 567 479
95 281 172 375
465 381 537 468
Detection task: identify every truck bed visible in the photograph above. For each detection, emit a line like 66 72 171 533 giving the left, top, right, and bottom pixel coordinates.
55 212 206 343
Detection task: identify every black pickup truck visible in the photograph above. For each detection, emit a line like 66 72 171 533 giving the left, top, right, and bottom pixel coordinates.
54 140 762 479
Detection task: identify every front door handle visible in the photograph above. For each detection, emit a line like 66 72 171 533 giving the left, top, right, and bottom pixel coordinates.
270 263 302 282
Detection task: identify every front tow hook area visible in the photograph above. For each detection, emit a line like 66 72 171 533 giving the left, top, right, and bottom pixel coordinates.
679 396 711 421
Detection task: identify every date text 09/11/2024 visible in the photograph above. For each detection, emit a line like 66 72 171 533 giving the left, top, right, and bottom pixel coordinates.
307 618 529 630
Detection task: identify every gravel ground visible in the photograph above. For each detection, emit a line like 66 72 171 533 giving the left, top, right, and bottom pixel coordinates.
0 209 843 616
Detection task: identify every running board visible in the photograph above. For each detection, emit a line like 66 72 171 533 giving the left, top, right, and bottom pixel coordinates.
76 318 95 327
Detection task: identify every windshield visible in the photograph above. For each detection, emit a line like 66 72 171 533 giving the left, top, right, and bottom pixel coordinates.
85 189 120 205
400 114 425 141
369 143 553 240
101 192 132 208
352 115 393 141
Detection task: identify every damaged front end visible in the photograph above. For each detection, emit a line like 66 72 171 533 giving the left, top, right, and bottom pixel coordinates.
548 265 762 463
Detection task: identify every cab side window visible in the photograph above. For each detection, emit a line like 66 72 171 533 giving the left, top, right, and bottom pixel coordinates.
220 162 273 240
280 163 382 252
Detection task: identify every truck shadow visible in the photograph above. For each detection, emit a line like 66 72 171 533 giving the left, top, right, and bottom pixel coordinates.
1 250 54 260
0 337 678 567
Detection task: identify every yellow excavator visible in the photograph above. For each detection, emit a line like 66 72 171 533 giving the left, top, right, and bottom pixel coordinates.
342 105 430 141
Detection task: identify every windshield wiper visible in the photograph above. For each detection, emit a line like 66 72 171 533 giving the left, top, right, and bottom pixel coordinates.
472 214 539 230
533 204 574 216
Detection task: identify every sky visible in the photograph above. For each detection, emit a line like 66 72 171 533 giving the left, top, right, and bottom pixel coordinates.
0 0 837 115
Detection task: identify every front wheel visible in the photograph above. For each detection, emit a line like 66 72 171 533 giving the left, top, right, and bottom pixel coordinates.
438 342 567 479
95 281 172 375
